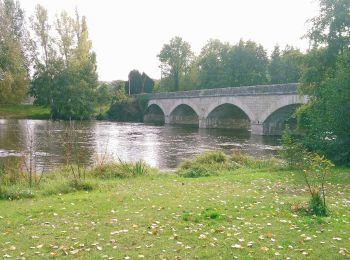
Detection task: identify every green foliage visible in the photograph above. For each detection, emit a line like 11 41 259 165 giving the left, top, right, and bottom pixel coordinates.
306 0 350 59
158 38 272 91
0 186 34 200
128 70 143 94
107 91 149 122
91 161 149 179
230 39 268 86
178 165 213 178
177 150 281 178
281 131 334 216
230 151 282 170
0 0 29 104
0 157 25 186
142 72 155 93
196 150 226 164
30 6 98 120
68 179 95 191
309 192 327 216
202 208 220 220
298 0 350 165
269 45 304 84
181 208 220 222
158 36 194 91
197 39 231 88
280 126 305 168
107 96 141 122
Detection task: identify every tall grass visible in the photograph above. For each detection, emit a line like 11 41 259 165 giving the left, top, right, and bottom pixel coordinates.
177 150 283 178
0 160 152 200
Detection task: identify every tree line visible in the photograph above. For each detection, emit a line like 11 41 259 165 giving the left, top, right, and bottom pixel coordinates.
0 0 101 120
157 37 303 92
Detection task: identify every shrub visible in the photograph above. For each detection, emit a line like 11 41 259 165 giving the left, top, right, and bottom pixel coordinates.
202 208 220 220
309 192 327 216
230 151 282 170
301 152 334 216
279 126 306 169
178 165 214 178
91 160 149 179
0 186 35 200
194 151 226 164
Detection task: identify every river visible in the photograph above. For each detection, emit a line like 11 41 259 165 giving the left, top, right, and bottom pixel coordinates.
0 119 281 171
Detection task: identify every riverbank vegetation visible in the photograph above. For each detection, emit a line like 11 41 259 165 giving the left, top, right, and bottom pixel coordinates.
0 104 50 119
0 151 349 258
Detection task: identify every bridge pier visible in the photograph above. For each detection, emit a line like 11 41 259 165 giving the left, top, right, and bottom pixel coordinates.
199 118 207 128
164 114 170 124
250 123 263 135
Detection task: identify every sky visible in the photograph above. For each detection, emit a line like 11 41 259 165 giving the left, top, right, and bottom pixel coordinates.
19 0 320 81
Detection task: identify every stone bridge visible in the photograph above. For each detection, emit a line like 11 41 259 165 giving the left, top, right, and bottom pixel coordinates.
144 83 308 135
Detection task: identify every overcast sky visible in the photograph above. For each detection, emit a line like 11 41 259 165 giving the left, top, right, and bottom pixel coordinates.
19 0 319 81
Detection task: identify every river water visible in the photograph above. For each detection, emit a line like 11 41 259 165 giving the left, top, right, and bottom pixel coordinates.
0 119 280 171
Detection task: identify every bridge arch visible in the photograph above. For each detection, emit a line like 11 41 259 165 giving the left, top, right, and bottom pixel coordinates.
203 98 254 121
259 96 307 135
169 103 199 127
205 103 251 129
143 103 165 125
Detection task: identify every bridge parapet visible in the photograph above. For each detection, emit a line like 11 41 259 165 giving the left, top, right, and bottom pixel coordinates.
150 83 298 100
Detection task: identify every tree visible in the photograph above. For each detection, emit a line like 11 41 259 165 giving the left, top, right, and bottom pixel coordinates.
269 45 304 84
158 36 193 91
229 40 268 86
179 59 200 90
141 72 154 93
0 0 29 104
30 4 57 106
298 0 350 165
306 0 350 60
30 7 98 120
198 39 231 88
55 10 75 64
128 70 142 95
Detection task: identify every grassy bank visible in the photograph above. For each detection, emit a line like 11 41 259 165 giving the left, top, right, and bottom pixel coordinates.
0 153 349 259
0 104 50 119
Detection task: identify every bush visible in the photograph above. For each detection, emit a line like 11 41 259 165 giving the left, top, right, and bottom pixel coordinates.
0 186 35 200
230 151 282 170
91 161 149 179
279 126 306 169
193 151 226 164
178 165 214 178
41 179 97 196
309 192 327 216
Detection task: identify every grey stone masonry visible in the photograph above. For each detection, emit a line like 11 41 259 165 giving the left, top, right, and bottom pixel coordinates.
146 83 308 135
150 83 299 99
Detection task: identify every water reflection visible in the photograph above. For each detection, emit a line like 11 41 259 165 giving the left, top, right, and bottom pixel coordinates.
0 119 281 171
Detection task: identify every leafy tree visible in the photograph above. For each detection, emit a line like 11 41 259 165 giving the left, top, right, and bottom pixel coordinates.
198 39 231 88
141 72 154 93
0 0 29 104
178 58 200 90
229 40 268 86
96 83 111 114
30 4 57 106
127 70 142 95
268 45 284 84
298 0 350 165
55 10 75 64
306 0 350 60
269 45 304 84
30 6 98 120
158 36 193 91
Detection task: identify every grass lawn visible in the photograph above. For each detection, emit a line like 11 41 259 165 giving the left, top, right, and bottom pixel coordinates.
0 167 349 259
0 105 50 119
